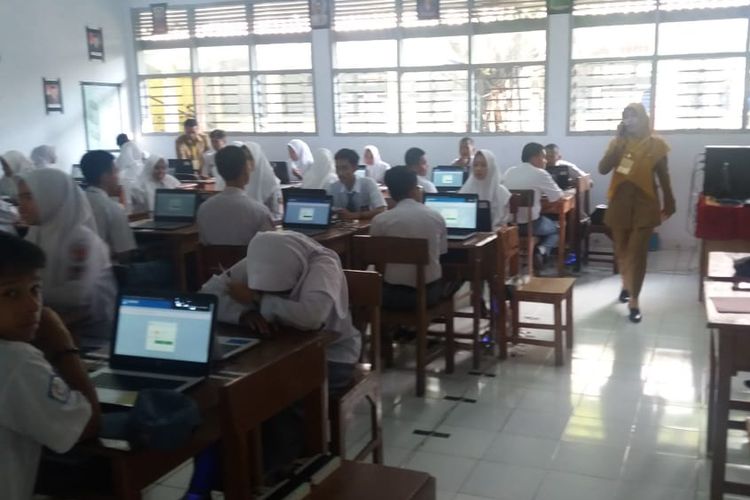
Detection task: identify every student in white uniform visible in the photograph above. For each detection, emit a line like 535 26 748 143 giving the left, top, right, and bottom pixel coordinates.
115 134 146 183
327 148 386 220
80 150 137 261
203 129 227 180
459 149 511 228
503 142 563 259
405 147 437 194
0 233 99 500
370 166 454 310
452 137 476 173
301 148 337 190
131 155 181 213
0 150 33 199
244 142 283 220
197 145 273 246
30 145 57 169
17 168 117 347
287 139 314 181
363 145 390 183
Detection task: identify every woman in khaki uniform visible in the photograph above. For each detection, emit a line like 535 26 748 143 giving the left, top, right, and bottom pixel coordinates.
598 103 676 323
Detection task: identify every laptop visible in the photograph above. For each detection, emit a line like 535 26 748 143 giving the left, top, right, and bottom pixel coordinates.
169 159 194 176
424 193 479 241
432 166 466 192
283 193 332 237
282 188 327 206
90 293 217 406
355 166 367 178
547 165 571 190
272 161 291 184
132 189 198 231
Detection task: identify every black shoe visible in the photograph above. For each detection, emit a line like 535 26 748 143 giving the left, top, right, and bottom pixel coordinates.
619 289 630 303
629 308 642 323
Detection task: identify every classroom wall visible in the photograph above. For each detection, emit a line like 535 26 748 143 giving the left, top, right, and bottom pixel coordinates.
0 0 131 174
126 4 750 248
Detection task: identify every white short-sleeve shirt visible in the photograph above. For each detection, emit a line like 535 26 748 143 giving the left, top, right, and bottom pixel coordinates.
326 177 386 212
85 186 137 255
197 187 274 246
502 163 563 224
0 340 91 500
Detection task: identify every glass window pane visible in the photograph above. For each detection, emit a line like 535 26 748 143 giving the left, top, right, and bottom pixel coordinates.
573 0 655 16
570 60 652 132
137 49 191 75
660 0 750 11
401 36 468 67
195 75 253 132
139 77 195 133
194 5 249 38
334 40 398 69
572 25 655 59
400 0 469 28
658 19 748 56
254 43 312 71
655 57 745 130
334 0 398 32
334 71 398 133
196 46 250 73
471 31 546 64
473 65 545 133
253 73 315 133
400 71 469 133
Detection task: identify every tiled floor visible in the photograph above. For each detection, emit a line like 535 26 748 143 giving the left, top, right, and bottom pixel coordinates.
125 247 750 499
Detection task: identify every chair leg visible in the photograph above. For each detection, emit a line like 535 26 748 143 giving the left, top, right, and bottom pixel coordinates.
370 390 384 465
565 291 574 350
382 326 394 368
554 301 563 366
416 320 427 397
511 296 520 344
328 400 347 458
445 312 455 374
495 282 507 360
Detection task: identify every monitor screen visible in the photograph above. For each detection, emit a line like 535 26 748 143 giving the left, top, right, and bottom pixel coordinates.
154 191 197 218
424 195 477 230
113 295 214 363
355 166 367 178
284 198 330 226
433 170 464 188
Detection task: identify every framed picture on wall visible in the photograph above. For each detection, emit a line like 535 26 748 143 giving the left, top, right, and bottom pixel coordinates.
151 3 168 35
43 78 63 114
309 0 330 29
417 0 440 20
86 27 104 61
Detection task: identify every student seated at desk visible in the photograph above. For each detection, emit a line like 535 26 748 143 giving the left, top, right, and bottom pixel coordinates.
243 142 283 220
0 233 100 500
202 129 227 182
80 150 137 262
327 148 386 220
287 139 314 181
301 148 338 190
18 169 117 347
0 150 33 200
545 143 592 188
363 145 390 183
371 166 454 310
405 147 437 195
452 136 476 173
197 145 273 246
131 155 181 213
460 149 511 228
30 145 57 170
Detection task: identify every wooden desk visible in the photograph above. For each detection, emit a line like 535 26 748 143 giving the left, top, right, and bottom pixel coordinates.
705 282 750 499
78 327 330 500
701 244 750 301
132 224 200 291
305 461 435 500
708 252 750 282
542 192 576 275
278 221 371 267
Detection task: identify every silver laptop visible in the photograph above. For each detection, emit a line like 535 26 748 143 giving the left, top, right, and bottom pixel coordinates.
424 193 479 241
282 193 332 237
90 293 216 406
131 189 198 231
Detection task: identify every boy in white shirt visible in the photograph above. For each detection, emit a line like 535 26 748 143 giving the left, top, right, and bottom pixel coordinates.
0 233 99 500
452 137 476 173
327 148 386 220
81 150 137 262
405 147 437 195
371 166 452 310
545 143 592 188
197 145 273 246
503 142 564 261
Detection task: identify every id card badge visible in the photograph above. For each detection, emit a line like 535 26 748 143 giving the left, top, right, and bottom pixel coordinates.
617 156 634 175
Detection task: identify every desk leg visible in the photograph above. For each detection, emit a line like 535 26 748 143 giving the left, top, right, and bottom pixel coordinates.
570 207 578 272
471 249 482 370
302 378 327 456
711 330 731 500
707 331 716 454
173 242 189 292
557 210 567 275
493 277 507 360
700 240 707 303
112 459 141 500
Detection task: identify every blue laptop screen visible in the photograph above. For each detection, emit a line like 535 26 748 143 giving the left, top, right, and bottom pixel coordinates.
433 170 464 188
424 195 477 230
284 198 330 226
113 296 213 363
154 191 196 219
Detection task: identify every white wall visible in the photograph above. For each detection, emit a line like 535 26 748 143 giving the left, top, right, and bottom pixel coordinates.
0 0 131 173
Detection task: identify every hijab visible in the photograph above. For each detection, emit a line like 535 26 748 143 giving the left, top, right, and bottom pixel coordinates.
245 231 349 320
138 154 180 210
30 145 56 169
301 148 337 189
0 151 33 198
288 139 314 174
364 145 390 183
460 149 510 227
244 142 280 204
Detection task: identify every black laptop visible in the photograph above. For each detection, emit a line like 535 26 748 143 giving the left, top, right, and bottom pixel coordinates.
272 161 291 184
131 189 198 231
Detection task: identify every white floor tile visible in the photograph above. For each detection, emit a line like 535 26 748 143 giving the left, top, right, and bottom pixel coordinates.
503 409 570 441
404 451 477 494
534 471 619 500
141 485 184 500
459 461 546 500
622 451 700 489
550 441 627 479
420 425 495 459
482 431 559 469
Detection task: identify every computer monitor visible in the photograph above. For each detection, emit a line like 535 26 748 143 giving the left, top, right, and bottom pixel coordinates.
423 193 478 232
283 194 332 229
704 146 750 201
153 189 198 221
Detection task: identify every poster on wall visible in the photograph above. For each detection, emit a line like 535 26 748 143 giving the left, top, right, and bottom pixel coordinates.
417 0 440 20
151 3 168 35
309 0 330 29
86 27 104 61
43 78 63 114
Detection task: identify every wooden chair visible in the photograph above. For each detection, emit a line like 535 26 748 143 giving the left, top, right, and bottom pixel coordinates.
572 174 592 272
493 225 520 360
198 244 247 283
508 189 537 275
581 185 618 273
353 235 455 397
330 270 383 464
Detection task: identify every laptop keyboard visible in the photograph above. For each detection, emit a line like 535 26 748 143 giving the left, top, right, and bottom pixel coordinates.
92 372 185 391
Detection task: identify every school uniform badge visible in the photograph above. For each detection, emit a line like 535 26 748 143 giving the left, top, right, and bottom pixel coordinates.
48 375 71 403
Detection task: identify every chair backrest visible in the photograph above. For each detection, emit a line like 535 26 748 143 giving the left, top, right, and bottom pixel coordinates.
344 270 382 370
508 189 535 273
477 200 492 232
198 244 247 283
575 174 592 220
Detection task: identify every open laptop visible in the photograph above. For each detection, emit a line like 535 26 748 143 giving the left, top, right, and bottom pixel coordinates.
355 165 367 178
169 158 194 176
282 188 327 206
424 193 479 241
547 165 571 190
90 293 217 406
283 192 332 237
271 161 291 184
131 189 198 231
432 166 466 192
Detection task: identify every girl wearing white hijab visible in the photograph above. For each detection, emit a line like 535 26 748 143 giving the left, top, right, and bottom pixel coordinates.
301 148 337 190
131 155 181 213
363 145 390 183
0 150 33 199
287 139 314 180
460 149 511 227
244 142 282 219
30 145 57 169
17 168 116 345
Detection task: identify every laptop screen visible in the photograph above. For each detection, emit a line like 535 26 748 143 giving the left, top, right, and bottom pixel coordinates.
113 295 214 364
355 166 367 178
424 194 478 230
284 197 331 227
154 190 197 220
432 169 465 189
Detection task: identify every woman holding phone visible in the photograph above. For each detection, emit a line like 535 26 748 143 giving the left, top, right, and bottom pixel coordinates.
598 103 676 323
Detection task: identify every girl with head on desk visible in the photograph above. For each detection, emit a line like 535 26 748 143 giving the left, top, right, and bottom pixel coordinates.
598 103 676 323
130 154 181 213
459 149 511 228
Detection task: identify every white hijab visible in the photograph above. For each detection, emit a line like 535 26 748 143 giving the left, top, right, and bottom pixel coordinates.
288 139 314 175
1 151 34 198
364 145 390 183
30 145 56 169
244 142 280 205
301 148 337 189
245 231 349 320
137 154 181 211
460 149 511 227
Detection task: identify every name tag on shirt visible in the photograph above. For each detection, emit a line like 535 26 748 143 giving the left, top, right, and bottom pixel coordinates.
616 157 634 176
